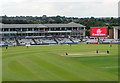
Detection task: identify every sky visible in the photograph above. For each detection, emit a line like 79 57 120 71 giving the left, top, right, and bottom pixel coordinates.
0 0 119 17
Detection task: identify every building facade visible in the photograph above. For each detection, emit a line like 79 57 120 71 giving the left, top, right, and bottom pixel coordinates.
1 22 85 39
109 29 114 39
113 26 120 40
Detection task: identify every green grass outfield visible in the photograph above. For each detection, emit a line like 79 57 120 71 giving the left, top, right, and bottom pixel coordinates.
2 44 118 81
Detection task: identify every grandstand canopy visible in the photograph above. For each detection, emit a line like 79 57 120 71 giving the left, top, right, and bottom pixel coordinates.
1 24 47 28
1 22 85 28
44 22 85 28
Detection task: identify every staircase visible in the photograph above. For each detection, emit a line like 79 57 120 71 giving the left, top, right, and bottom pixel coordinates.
15 39 20 46
54 38 59 44
69 38 74 43
32 39 37 44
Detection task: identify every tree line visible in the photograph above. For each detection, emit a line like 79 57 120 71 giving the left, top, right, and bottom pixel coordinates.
1 15 119 36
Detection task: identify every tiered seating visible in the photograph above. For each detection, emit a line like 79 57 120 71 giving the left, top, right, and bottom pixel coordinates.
18 39 35 45
102 39 118 44
0 40 6 45
86 39 98 44
34 39 42 44
42 39 56 43
5 39 16 46
0 39 16 46
71 38 81 43
86 39 98 43
102 39 114 42
85 39 118 44
35 38 56 44
56 38 73 43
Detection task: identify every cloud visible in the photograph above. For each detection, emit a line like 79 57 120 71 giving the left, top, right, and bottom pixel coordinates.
0 0 119 17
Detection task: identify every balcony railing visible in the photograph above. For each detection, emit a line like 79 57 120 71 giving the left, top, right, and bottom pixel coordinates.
0 30 84 34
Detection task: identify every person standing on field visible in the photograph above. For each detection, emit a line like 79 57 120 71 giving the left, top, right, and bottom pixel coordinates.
6 46 8 49
96 50 98 54
66 53 68 55
107 49 109 54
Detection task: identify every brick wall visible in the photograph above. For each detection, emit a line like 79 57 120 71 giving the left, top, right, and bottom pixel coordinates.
109 29 114 39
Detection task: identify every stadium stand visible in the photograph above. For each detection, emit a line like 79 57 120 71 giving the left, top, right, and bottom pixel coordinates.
71 38 81 43
1 22 86 46
56 38 73 43
18 39 35 45
86 39 98 44
1 22 120 46
34 38 57 44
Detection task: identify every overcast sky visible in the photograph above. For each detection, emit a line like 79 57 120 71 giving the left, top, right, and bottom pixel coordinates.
0 0 119 17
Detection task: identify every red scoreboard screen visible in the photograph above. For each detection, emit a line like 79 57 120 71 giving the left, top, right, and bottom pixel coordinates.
91 27 107 37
